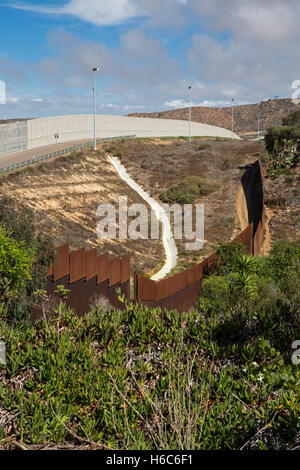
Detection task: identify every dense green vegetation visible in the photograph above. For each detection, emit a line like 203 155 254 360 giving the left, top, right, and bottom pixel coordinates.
0 240 299 450
0 226 34 309
263 110 300 178
159 176 220 204
0 196 55 321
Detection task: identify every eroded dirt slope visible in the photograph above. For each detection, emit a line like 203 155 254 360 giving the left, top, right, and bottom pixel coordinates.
0 148 164 275
1 138 269 276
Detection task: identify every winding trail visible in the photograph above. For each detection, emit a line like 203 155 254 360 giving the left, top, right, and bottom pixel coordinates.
107 154 178 281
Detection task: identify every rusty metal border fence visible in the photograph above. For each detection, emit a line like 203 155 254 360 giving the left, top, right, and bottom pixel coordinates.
32 245 131 320
39 160 265 317
134 160 265 313
253 160 265 256
134 224 254 312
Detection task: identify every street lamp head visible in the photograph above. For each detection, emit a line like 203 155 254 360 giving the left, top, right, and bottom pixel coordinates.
93 67 100 72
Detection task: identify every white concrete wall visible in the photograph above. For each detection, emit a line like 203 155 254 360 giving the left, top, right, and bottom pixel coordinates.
27 114 240 149
0 121 27 156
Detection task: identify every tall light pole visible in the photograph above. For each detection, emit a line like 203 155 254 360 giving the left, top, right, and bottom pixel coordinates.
188 85 192 143
231 98 234 139
258 101 263 138
93 67 99 151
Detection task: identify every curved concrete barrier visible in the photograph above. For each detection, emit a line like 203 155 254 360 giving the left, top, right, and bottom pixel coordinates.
0 114 241 157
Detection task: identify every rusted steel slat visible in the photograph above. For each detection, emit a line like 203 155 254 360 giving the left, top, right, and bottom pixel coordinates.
253 221 263 256
134 272 138 301
140 279 202 313
47 264 53 278
86 248 97 281
233 223 253 245
53 244 69 281
108 256 121 287
137 274 156 301
156 278 168 301
96 253 108 284
69 248 86 284
155 260 204 302
67 278 87 316
121 279 131 304
157 270 185 301
107 281 121 306
204 253 217 270
120 254 131 283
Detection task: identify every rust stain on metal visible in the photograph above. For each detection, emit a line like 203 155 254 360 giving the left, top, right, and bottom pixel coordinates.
86 248 97 281
120 254 131 283
69 248 86 284
96 253 108 284
108 256 121 286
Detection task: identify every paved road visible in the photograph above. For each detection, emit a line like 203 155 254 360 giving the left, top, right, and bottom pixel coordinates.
0 139 92 169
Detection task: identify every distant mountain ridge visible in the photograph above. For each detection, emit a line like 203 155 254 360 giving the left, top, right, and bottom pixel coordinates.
0 118 29 125
127 99 300 135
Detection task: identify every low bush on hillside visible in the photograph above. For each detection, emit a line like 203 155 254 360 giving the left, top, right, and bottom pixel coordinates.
159 176 220 204
263 110 300 178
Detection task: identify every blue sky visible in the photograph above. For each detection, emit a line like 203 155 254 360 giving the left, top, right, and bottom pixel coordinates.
1 0 300 118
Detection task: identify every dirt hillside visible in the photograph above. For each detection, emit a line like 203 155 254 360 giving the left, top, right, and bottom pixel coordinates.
111 138 265 273
0 147 165 276
128 99 300 135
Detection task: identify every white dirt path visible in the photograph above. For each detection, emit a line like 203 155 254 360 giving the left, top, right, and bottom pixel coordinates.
107 154 178 280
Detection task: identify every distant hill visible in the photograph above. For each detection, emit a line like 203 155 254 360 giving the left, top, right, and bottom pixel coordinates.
0 118 29 125
127 99 300 135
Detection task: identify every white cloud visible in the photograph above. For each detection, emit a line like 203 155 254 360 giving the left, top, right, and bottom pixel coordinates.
3 0 300 117
164 99 187 108
188 0 300 42
8 0 144 25
62 0 143 26
164 98 247 108
7 97 21 103
234 1 300 42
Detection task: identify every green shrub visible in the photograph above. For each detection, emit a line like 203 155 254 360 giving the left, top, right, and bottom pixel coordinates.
282 109 300 127
284 176 293 185
198 143 210 151
257 240 300 282
200 275 232 312
0 226 33 313
0 196 55 321
159 176 220 204
210 240 248 275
